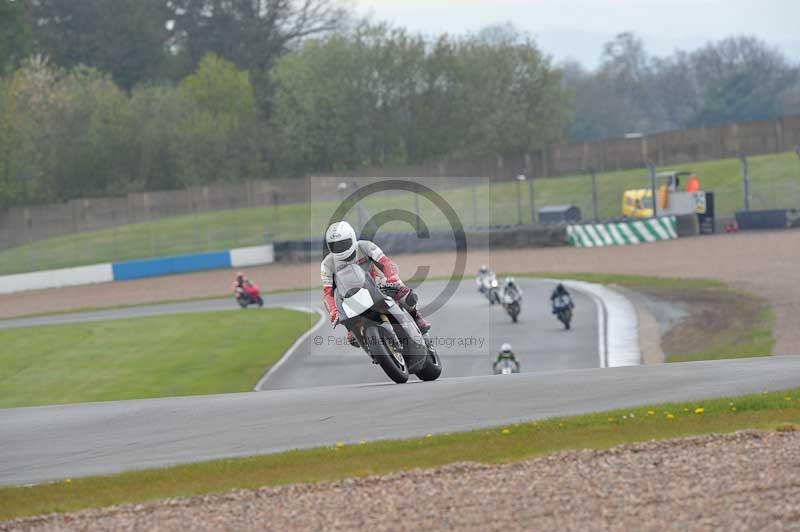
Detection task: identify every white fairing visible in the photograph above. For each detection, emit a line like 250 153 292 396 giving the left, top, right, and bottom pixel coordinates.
343 288 375 318
501 367 512 375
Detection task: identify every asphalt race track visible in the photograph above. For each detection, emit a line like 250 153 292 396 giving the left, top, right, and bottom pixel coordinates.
259 279 599 389
2 278 799 487
2 356 800 486
0 279 601 388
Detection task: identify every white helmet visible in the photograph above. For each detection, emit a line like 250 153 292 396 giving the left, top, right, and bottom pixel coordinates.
501 342 511 353
325 221 357 262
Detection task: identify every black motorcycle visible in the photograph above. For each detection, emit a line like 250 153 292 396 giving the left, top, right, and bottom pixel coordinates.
553 295 573 330
502 292 521 323
334 264 441 384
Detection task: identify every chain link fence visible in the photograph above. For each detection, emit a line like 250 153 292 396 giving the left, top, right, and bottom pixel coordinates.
1 154 799 275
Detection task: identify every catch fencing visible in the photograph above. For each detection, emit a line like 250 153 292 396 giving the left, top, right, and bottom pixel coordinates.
2 114 800 253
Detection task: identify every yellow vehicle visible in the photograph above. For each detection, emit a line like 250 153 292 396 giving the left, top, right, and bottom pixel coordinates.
621 189 655 218
621 171 702 219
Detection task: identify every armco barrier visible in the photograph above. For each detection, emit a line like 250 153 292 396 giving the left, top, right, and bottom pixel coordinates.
273 226 568 263
0 244 274 294
230 245 275 268
567 217 677 248
112 251 232 281
0 263 114 295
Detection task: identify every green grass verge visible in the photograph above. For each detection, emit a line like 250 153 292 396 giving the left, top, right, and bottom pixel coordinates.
2 151 798 275
0 309 317 408
2 388 798 522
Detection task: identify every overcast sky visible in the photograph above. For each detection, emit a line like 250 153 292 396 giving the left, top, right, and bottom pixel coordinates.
355 0 800 68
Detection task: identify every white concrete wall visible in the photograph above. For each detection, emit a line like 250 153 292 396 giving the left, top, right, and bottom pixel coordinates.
230 245 275 268
0 263 114 295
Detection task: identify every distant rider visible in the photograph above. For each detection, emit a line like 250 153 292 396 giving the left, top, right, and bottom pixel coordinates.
321 221 431 345
550 283 574 313
502 277 522 302
476 264 490 292
493 342 520 372
234 271 252 289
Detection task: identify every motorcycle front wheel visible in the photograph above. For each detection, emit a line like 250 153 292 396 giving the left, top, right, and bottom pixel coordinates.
415 339 442 382
366 326 409 384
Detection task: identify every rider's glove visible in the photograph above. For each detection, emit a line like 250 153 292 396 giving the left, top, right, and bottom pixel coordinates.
347 330 358 347
395 284 410 299
328 308 339 324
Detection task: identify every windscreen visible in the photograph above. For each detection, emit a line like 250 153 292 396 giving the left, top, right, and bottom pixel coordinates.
334 264 367 295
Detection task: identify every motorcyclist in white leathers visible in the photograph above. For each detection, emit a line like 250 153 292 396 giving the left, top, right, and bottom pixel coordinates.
502 276 522 302
322 221 431 345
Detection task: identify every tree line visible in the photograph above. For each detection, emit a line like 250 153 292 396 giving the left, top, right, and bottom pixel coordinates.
0 0 797 208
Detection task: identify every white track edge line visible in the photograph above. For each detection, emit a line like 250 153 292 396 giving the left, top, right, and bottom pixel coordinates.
254 307 327 391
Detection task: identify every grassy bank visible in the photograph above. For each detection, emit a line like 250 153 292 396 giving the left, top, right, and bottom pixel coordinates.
1 151 798 275
0 309 317 408
510 272 774 362
1 388 798 522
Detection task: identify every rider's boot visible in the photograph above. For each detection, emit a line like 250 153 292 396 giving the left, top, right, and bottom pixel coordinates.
408 307 431 334
395 286 431 333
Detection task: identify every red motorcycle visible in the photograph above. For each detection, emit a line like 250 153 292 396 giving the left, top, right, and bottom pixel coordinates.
233 282 264 308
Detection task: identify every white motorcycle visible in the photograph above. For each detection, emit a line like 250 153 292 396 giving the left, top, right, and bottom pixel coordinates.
479 273 501 305
493 358 520 375
334 264 441 384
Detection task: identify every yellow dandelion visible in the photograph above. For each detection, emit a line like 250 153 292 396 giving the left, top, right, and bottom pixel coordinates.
647 410 655 416
683 407 689 412
501 428 511 434
335 441 345 449
785 397 793 401
666 413 675 420
425 433 433 438
359 440 367 445
65 478 72 483
695 407 704 414
731 407 737 412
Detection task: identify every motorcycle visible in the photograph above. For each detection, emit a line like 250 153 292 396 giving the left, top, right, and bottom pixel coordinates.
234 282 264 308
502 292 521 323
480 273 501 305
553 295 573 330
334 264 441 384
493 358 520 375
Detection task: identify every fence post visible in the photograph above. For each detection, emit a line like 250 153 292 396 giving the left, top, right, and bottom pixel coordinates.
740 153 750 211
272 191 280 241
528 178 536 224
471 182 478 227
589 167 598 221
515 174 525 225
646 161 658 218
